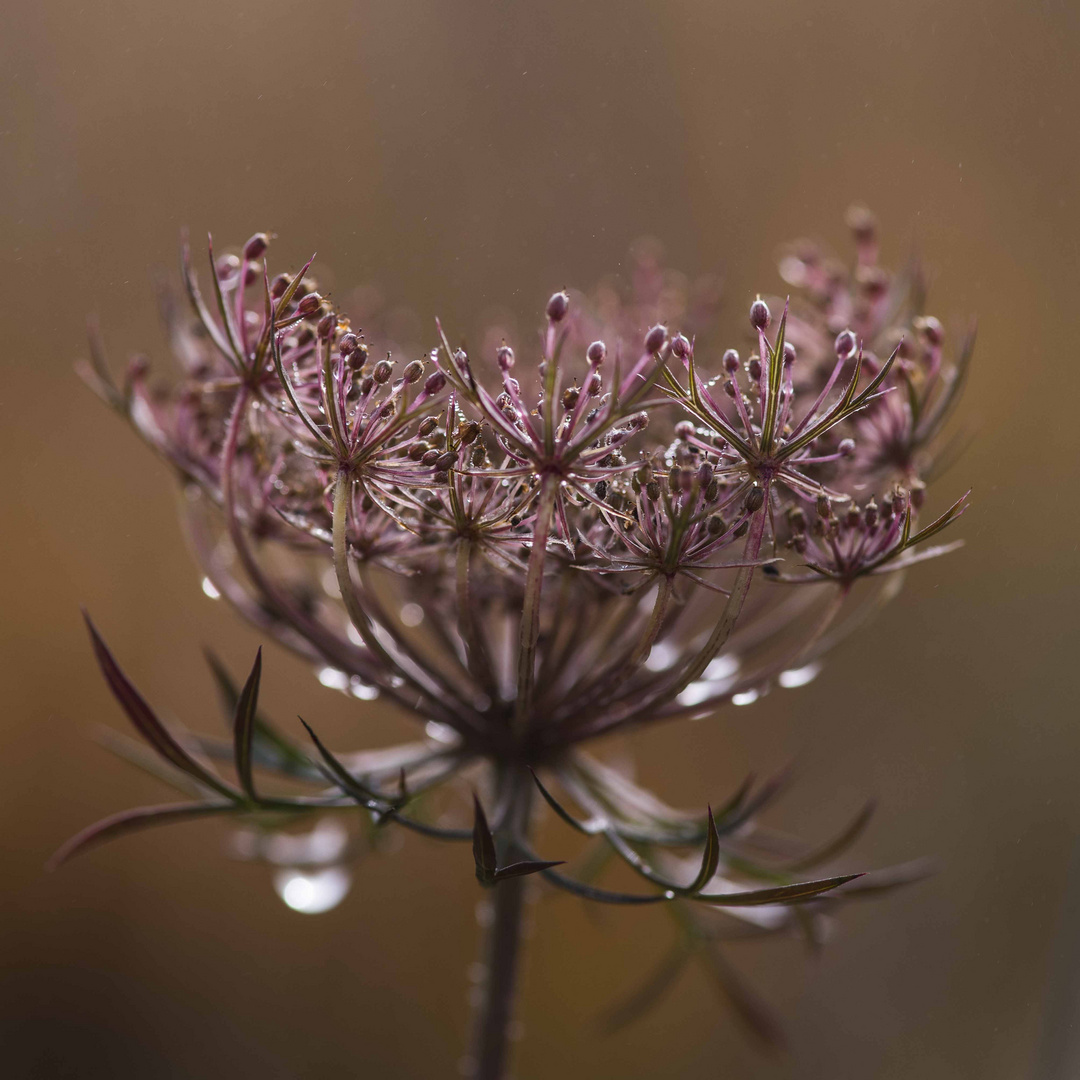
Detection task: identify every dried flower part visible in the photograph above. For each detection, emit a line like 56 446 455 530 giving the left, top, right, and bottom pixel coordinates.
69 211 974 1050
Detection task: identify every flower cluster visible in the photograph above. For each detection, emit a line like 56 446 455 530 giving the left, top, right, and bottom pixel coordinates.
67 210 972 1061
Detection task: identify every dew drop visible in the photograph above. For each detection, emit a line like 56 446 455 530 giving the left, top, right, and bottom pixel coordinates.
318 667 350 692
779 662 822 689
201 577 222 600
273 866 352 914
732 689 759 706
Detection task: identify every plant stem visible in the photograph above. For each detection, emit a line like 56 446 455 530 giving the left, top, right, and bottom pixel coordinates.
469 768 533 1080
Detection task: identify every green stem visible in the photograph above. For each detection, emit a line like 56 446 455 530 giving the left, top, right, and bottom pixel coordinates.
469 767 533 1080
515 475 559 730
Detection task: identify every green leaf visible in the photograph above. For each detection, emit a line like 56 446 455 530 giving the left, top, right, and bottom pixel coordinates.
493 859 564 882
472 793 498 886
599 942 691 1033
48 801 238 870
684 805 721 895
84 614 239 802
297 717 382 808
695 873 863 907
232 648 262 802
204 650 316 780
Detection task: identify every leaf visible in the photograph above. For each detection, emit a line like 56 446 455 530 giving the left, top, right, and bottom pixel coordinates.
493 859 565 882
695 873 863 907
232 648 262 802
297 717 382 808
685 805 721 894
472 793 498 886
83 614 239 801
204 650 316 780
48 801 238 870
599 943 691 1033
782 801 875 872
700 947 787 1052
529 767 598 834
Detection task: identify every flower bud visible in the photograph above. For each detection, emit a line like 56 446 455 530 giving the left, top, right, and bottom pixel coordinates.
347 342 369 372
496 345 515 372
723 349 740 374
458 420 480 445
339 332 359 356
587 340 606 365
418 416 439 438
744 485 765 513
645 480 661 501
644 324 667 354
317 313 337 339
816 493 831 518
408 442 429 460
421 449 441 466
594 480 608 501
271 273 291 299
748 357 762 382
698 461 713 485
297 293 322 318
864 498 879 528
435 451 456 471
403 359 425 384
704 478 720 502
373 359 393 384
838 438 856 458
910 479 926 509
670 333 691 359
834 329 857 359
783 342 796 366
707 514 726 536
471 444 486 467
546 291 569 322
243 232 270 260
749 298 770 331
424 371 447 396
359 375 375 396
562 386 580 410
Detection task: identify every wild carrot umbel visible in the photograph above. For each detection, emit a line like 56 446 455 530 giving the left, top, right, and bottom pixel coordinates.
63 210 973 1078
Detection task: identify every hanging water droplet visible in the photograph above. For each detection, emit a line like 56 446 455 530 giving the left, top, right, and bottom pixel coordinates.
663 890 676 900
317 667 350 692
704 653 740 680
425 721 458 744
732 689 759 706
779 662 822 689
644 641 677 672
350 676 379 701
273 866 352 914
201 577 221 600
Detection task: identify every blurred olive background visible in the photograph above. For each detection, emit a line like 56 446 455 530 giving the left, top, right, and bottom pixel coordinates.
2 1 1078 1077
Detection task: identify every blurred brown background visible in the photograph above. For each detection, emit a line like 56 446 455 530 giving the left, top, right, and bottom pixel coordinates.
2 1 1078 1077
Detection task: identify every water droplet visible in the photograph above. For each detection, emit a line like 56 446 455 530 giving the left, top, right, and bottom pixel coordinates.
317 667 350 692
321 568 341 598
400 603 424 627
273 866 352 914
644 642 677 672
425 721 458 744
350 677 379 701
677 681 712 707
663 890 676 900
732 689 759 706
201 577 221 600
704 654 740 680
779 662 822 689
